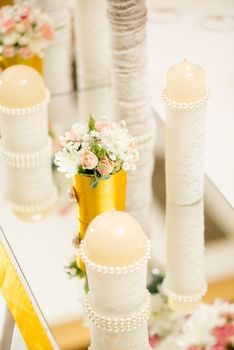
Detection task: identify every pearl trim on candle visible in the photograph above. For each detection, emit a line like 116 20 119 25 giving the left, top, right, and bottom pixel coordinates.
162 87 210 110
79 237 150 274
85 290 151 332
8 186 57 214
162 281 207 302
0 137 52 168
0 90 50 115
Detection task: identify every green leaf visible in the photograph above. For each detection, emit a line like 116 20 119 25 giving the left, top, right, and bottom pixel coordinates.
88 115 96 132
91 142 100 154
90 179 98 189
98 148 106 158
84 276 89 294
101 175 111 180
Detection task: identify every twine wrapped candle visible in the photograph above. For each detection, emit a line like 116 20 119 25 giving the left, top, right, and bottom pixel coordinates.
106 0 156 233
80 211 151 350
0 65 57 220
163 59 209 313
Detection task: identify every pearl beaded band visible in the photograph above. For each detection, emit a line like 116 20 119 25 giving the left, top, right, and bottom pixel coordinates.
0 89 50 115
8 186 57 215
0 137 52 168
85 290 151 333
162 281 207 302
162 87 210 110
79 236 150 274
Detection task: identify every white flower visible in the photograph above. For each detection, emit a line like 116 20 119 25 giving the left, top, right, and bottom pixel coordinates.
55 149 81 178
15 22 25 33
18 35 29 46
149 293 185 338
3 32 19 46
157 334 181 350
178 303 225 348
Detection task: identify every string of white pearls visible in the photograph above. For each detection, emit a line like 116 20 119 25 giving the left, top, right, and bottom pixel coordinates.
79 237 151 275
85 290 151 333
0 90 50 115
162 87 210 110
163 281 207 302
8 186 57 214
0 137 52 168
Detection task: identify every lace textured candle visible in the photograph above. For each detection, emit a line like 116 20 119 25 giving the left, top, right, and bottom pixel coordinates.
163 59 209 313
0 65 57 220
74 0 109 90
80 211 151 350
106 0 155 232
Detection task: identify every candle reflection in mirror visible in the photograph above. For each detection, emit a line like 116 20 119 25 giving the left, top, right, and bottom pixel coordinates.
0 65 57 221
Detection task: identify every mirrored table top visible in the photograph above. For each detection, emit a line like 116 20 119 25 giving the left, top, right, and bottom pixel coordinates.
0 0 234 348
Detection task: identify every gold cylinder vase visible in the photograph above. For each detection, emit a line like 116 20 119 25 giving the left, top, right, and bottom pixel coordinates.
1 54 43 75
73 170 126 270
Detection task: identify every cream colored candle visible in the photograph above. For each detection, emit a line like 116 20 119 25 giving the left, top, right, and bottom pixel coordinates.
0 65 56 220
0 65 46 108
84 210 147 266
81 211 151 350
166 58 206 102
164 59 208 314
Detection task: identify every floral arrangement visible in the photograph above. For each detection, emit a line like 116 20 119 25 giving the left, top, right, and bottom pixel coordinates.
55 115 139 188
0 2 54 59
149 285 234 350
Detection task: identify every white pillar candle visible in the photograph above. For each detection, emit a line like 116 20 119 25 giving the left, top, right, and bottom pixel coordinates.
74 0 109 90
79 211 151 350
0 65 57 220
163 59 209 313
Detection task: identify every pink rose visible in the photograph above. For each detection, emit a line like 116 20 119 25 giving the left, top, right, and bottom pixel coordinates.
210 345 225 350
81 151 98 170
3 46 15 58
2 19 15 31
97 158 114 175
149 335 160 348
21 6 31 20
40 24 54 41
213 324 234 346
95 119 113 131
18 47 34 59
187 346 202 350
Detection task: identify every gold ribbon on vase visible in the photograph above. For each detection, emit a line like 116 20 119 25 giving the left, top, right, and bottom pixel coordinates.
1 54 43 75
73 170 127 271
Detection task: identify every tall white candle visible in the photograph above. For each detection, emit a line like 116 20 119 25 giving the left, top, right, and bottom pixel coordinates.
80 211 151 350
163 59 209 313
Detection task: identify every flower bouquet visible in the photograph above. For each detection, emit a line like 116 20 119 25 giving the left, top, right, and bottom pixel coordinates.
55 115 138 271
0 2 54 74
149 281 234 350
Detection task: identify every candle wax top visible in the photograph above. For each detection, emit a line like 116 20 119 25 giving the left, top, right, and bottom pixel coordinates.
0 65 47 108
84 211 147 267
166 59 206 103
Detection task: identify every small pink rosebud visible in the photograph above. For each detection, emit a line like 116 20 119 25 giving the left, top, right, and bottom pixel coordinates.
2 19 15 31
97 158 114 175
3 46 15 58
81 151 98 170
18 47 34 59
95 119 113 131
40 24 54 40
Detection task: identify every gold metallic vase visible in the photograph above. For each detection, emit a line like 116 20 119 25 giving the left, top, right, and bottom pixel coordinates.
1 54 43 75
73 170 126 270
